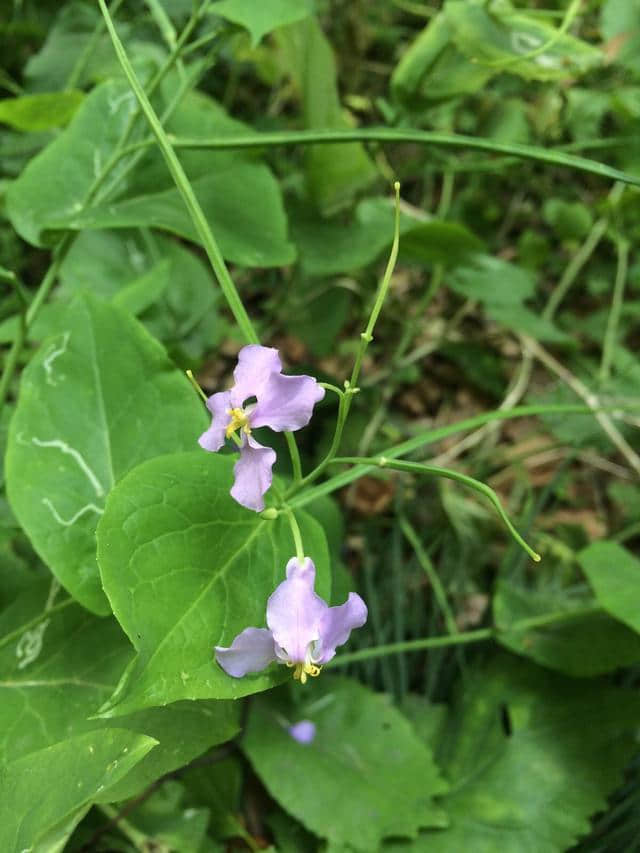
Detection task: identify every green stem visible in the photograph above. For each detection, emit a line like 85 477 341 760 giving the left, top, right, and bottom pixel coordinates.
285 432 302 483
331 603 601 666
96 804 149 851
287 403 595 510
333 456 540 561
65 0 126 89
283 508 305 561
600 236 630 383
99 0 259 346
290 182 401 494
400 517 458 635
163 130 640 188
186 369 207 403
544 182 624 320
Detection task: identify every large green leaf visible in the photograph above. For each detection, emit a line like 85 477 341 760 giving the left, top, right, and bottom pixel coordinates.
96 452 331 712
445 0 602 81
6 79 295 267
0 576 240 804
52 165 296 268
494 579 640 675
389 654 639 852
0 729 156 853
243 677 448 851
59 230 223 362
291 197 420 276
5 295 207 613
391 13 493 107
212 0 314 46
276 17 377 212
578 541 640 634
5 80 137 247
0 91 84 132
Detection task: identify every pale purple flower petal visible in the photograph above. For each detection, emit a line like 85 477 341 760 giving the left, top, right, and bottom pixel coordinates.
231 345 282 407
266 557 328 663
214 627 277 677
314 593 368 665
251 373 325 432
288 720 316 745
230 435 277 512
198 390 232 452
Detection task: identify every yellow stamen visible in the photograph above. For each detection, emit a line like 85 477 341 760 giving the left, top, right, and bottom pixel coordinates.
225 407 251 439
291 662 322 685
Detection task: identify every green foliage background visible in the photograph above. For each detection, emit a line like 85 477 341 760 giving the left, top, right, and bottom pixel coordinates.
1 0 640 850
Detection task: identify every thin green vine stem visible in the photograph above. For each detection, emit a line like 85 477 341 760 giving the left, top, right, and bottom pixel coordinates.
333 456 540 561
0 597 74 652
330 603 601 666
283 508 305 561
163 130 640 188
289 182 401 495
288 403 595 510
99 0 259 346
600 235 630 383
399 516 458 635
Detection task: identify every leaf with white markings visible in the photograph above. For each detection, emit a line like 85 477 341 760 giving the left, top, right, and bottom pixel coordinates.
0 575 240 805
5 294 206 613
96 452 331 712
0 729 156 853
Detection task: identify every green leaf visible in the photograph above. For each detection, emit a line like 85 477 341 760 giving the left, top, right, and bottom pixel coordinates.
601 0 640 74
52 165 296 268
450 255 536 304
5 294 206 613
0 91 84 132
400 221 485 267
96 452 331 712
59 231 223 361
391 13 493 107
242 676 448 851
6 79 294 267
275 17 377 212
213 0 314 46
23 3 130 91
119 780 211 853
291 197 418 276
391 653 639 852
445 0 602 81
494 580 640 675
578 541 640 634
0 729 156 853
6 80 137 248
0 579 240 803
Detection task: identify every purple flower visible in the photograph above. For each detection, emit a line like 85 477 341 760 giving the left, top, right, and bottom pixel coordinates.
198 345 324 511
288 720 316 745
214 557 367 684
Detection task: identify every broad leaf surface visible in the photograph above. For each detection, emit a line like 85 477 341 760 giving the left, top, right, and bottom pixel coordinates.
0 729 156 853
243 676 449 851
6 80 137 247
213 0 314 46
388 653 639 852
6 78 294 267
0 576 240 804
0 91 84 132
494 579 640 675
445 1 602 81
578 541 640 633
5 295 206 613
276 18 377 212
53 165 296 268
97 452 331 712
